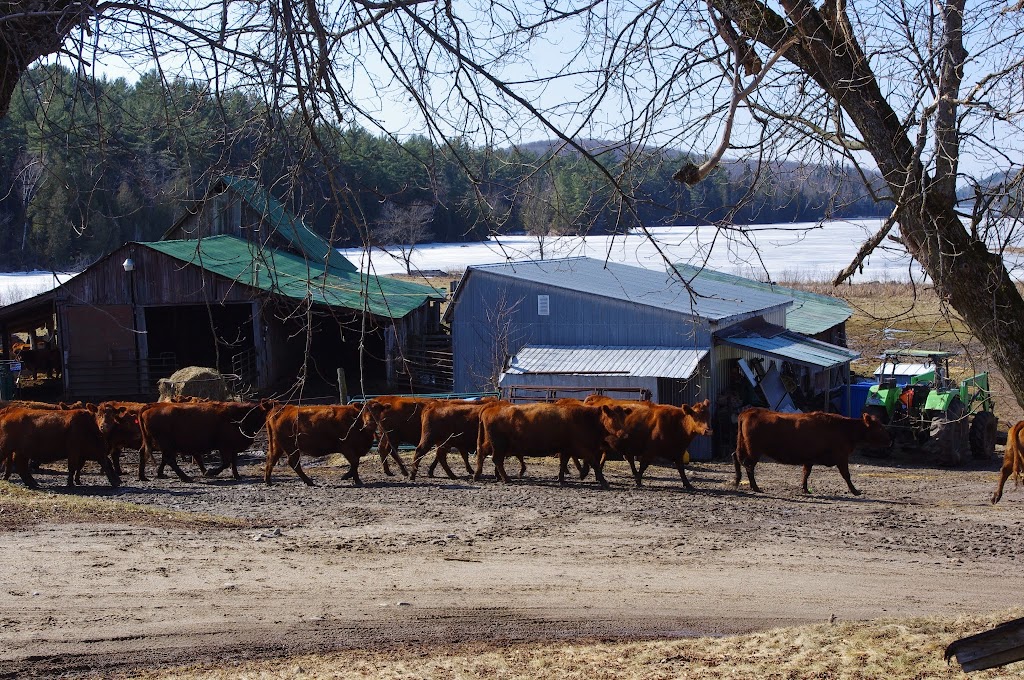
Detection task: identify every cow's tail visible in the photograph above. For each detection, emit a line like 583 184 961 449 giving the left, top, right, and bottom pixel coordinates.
1011 422 1024 490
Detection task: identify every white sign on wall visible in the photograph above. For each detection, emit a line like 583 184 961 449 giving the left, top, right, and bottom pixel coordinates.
537 294 550 316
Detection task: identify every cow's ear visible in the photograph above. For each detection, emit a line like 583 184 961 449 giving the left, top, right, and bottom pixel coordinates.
862 412 873 424
85 403 98 413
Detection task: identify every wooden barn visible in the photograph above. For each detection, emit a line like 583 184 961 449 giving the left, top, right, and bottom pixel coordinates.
0 177 444 400
445 257 858 460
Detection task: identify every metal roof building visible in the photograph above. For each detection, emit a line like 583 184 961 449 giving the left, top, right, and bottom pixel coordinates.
0 179 443 400
447 256 859 460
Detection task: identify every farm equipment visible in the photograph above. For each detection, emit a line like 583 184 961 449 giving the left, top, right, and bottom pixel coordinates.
862 349 997 465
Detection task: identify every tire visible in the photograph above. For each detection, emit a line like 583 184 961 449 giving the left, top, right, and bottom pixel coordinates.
969 411 998 460
928 398 968 466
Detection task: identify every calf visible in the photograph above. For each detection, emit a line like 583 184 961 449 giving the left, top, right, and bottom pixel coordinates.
475 401 628 488
733 408 890 496
587 396 712 489
0 407 120 489
264 404 377 486
138 401 272 481
992 420 1024 504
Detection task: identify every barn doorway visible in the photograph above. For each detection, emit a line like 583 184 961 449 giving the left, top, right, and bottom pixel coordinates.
277 306 388 398
144 303 255 375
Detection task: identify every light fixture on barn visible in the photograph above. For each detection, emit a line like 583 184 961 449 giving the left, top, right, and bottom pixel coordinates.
122 257 135 273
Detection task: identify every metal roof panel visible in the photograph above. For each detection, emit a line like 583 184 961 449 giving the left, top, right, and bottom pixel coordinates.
143 235 439 319
504 345 709 379
720 329 858 369
673 263 852 335
468 257 792 322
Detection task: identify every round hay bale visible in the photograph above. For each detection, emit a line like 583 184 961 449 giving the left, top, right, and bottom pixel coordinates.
158 366 236 402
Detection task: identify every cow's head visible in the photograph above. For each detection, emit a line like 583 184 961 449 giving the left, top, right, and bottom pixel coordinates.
682 399 713 437
598 404 630 443
93 403 134 438
861 412 892 448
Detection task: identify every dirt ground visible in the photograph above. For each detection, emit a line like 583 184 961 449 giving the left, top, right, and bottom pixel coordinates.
1 444 1021 678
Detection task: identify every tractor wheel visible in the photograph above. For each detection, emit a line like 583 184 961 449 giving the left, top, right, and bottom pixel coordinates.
969 411 998 460
928 398 969 466
862 406 892 458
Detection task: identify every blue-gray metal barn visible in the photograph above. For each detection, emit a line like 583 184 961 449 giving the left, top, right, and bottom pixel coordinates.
445 257 858 460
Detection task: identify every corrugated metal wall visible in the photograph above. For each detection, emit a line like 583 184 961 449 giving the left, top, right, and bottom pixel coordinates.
453 271 723 392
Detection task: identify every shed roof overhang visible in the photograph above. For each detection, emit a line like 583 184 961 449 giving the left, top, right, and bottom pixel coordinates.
503 345 709 379
717 322 858 370
0 289 57 333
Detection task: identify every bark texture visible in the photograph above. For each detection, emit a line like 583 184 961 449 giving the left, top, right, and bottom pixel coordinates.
707 0 1024 408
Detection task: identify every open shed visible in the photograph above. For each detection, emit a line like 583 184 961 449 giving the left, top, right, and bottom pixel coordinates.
0 178 443 401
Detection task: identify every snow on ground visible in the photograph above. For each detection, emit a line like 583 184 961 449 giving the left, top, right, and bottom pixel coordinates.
0 271 76 305
341 219 938 281
3 219 1022 304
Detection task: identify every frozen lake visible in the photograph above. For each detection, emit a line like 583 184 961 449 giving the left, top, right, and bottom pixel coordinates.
341 219 940 281
3 219 1021 304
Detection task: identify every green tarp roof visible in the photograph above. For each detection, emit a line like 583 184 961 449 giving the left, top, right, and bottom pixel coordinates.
673 263 852 336
143 235 439 319
218 176 357 274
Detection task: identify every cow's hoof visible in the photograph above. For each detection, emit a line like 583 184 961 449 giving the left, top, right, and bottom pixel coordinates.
851 490 863 497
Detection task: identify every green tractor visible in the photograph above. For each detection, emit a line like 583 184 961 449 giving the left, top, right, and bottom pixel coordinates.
862 349 997 465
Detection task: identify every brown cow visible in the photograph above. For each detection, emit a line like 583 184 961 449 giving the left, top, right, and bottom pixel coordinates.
264 404 377 486
363 396 437 477
586 396 713 489
411 398 526 480
0 407 120 489
16 347 61 380
138 401 272 482
475 401 628 488
992 420 1024 504
733 408 890 496
91 401 148 477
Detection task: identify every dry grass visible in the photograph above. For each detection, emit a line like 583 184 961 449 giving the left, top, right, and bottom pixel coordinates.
123 610 1024 679
0 481 249 530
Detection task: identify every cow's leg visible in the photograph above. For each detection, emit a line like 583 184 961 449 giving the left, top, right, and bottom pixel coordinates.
342 453 362 486
264 441 281 485
637 459 652 487
732 451 743 488
15 455 39 489
624 455 641 486
287 452 315 486
558 453 570 485
515 456 526 478
745 462 762 493
139 442 151 482
837 460 861 496
161 450 193 483
92 453 121 488
675 457 695 491
591 457 610 489
802 464 813 494
993 463 1013 504
410 442 430 480
378 436 396 476
492 452 511 483
459 450 474 476
434 445 459 480
66 455 79 487
388 447 409 478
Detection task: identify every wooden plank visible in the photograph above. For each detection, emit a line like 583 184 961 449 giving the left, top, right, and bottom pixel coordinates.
946 616 1024 672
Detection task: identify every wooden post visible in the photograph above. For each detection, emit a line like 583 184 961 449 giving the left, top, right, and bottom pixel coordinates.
337 367 348 404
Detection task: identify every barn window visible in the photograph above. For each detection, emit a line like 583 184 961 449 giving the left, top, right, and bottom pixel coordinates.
537 294 550 316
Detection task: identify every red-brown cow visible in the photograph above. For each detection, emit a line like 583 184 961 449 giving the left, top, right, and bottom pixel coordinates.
475 401 628 488
586 395 713 489
733 408 890 496
90 401 148 477
0 407 120 489
264 404 377 486
411 398 524 480
363 396 439 477
138 401 272 482
991 420 1024 504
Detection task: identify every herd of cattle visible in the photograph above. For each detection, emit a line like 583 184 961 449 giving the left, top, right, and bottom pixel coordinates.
0 394 1021 503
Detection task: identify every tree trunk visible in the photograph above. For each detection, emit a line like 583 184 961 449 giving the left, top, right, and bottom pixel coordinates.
0 1 88 118
708 0 1024 407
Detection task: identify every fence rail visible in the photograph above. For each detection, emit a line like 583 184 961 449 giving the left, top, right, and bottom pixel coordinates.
65 356 177 400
